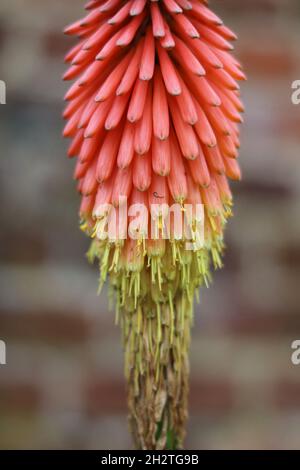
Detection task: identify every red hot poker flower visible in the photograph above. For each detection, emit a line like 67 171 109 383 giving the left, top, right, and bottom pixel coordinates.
63 0 245 450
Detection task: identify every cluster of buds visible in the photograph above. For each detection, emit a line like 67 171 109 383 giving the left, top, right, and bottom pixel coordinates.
63 0 245 449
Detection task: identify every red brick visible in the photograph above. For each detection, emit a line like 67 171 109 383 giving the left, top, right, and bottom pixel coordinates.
0 311 92 343
0 230 46 264
214 0 285 14
239 46 296 78
43 32 70 58
0 382 41 412
85 379 127 415
227 310 300 337
190 380 235 412
273 381 300 409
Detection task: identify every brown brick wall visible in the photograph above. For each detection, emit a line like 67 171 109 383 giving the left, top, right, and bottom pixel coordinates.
0 0 300 450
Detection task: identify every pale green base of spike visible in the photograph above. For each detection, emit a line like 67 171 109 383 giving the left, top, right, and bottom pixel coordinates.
82 206 230 449
122 292 192 449
85 236 224 449
87 236 224 308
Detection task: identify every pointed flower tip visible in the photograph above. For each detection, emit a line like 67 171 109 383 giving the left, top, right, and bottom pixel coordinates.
63 25 75 35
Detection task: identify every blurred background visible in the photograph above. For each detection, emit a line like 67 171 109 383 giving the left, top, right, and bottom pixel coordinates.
0 0 300 450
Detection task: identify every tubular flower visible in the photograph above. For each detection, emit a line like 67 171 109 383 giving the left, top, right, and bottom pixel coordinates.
63 0 245 450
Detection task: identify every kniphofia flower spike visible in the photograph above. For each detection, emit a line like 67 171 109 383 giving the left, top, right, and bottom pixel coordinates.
63 0 245 449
